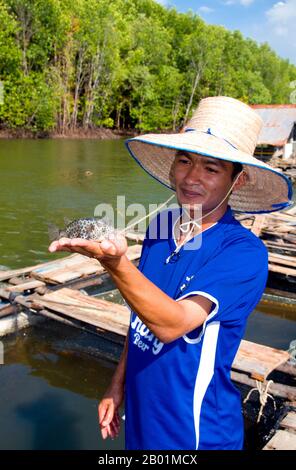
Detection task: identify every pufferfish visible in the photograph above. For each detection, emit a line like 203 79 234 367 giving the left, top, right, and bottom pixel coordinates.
48 217 116 242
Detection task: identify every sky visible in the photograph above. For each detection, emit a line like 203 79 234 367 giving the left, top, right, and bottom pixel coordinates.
156 0 296 65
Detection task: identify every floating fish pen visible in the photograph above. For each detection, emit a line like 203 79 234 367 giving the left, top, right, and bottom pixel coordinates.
270 157 296 184
0 243 142 340
0 224 296 450
237 208 296 292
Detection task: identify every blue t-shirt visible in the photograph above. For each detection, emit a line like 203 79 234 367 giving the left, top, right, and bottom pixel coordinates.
125 207 268 450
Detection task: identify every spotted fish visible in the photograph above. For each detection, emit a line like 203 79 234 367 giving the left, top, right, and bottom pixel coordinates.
48 217 116 242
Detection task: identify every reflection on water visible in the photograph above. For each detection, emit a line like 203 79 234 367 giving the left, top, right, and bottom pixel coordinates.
0 322 124 450
246 308 296 350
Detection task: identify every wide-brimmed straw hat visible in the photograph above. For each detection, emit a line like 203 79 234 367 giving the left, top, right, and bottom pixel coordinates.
125 96 293 213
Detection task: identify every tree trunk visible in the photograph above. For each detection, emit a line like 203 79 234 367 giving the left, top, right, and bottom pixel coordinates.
83 56 103 129
71 47 85 130
14 4 33 75
83 30 108 129
116 102 123 129
183 66 202 125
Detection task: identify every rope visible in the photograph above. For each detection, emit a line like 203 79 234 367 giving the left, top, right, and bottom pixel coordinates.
243 379 276 423
121 194 175 234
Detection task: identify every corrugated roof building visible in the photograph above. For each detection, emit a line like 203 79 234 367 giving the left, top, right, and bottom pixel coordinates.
251 105 296 161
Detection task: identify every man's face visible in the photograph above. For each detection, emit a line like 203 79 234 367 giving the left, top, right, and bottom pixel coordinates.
173 151 236 213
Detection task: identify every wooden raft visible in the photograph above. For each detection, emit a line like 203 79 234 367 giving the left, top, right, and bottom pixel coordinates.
31 244 141 285
263 412 296 450
24 286 295 401
0 244 142 322
32 287 130 337
237 210 296 282
231 340 295 401
0 244 141 290
233 340 290 382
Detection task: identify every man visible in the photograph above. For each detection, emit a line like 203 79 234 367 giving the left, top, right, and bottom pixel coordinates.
49 97 292 449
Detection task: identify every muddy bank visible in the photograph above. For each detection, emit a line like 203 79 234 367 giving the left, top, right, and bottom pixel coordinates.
0 127 137 140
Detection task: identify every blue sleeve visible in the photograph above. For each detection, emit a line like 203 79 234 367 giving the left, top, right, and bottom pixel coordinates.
178 239 268 325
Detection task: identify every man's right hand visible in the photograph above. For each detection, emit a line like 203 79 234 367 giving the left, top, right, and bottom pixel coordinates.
98 384 124 440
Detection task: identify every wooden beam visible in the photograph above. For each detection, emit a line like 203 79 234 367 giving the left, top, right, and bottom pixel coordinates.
5 280 45 293
0 254 77 282
31 245 142 285
233 339 290 381
269 253 296 268
268 263 296 277
280 412 296 433
36 308 124 346
231 371 296 401
31 288 130 337
251 215 266 237
0 304 18 318
263 430 296 450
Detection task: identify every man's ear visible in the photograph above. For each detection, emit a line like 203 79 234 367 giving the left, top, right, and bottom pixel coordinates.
233 171 248 191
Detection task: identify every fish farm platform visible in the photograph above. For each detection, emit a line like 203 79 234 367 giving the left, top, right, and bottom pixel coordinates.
0 228 296 449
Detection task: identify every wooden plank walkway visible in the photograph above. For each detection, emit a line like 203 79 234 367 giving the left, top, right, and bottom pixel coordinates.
264 430 296 450
0 229 295 419
0 245 295 449
32 287 130 337
6 280 45 293
0 244 142 290
233 340 290 381
280 411 296 433
0 244 295 392
0 244 142 323
31 244 141 285
237 211 296 282
268 252 296 268
0 255 74 282
26 287 295 400
263 412 296 450
21 286 295 402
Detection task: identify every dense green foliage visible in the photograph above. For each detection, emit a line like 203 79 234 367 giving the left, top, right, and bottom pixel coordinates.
0 0 295 133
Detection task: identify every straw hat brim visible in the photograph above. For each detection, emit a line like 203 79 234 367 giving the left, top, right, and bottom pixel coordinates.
126 131 293 213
